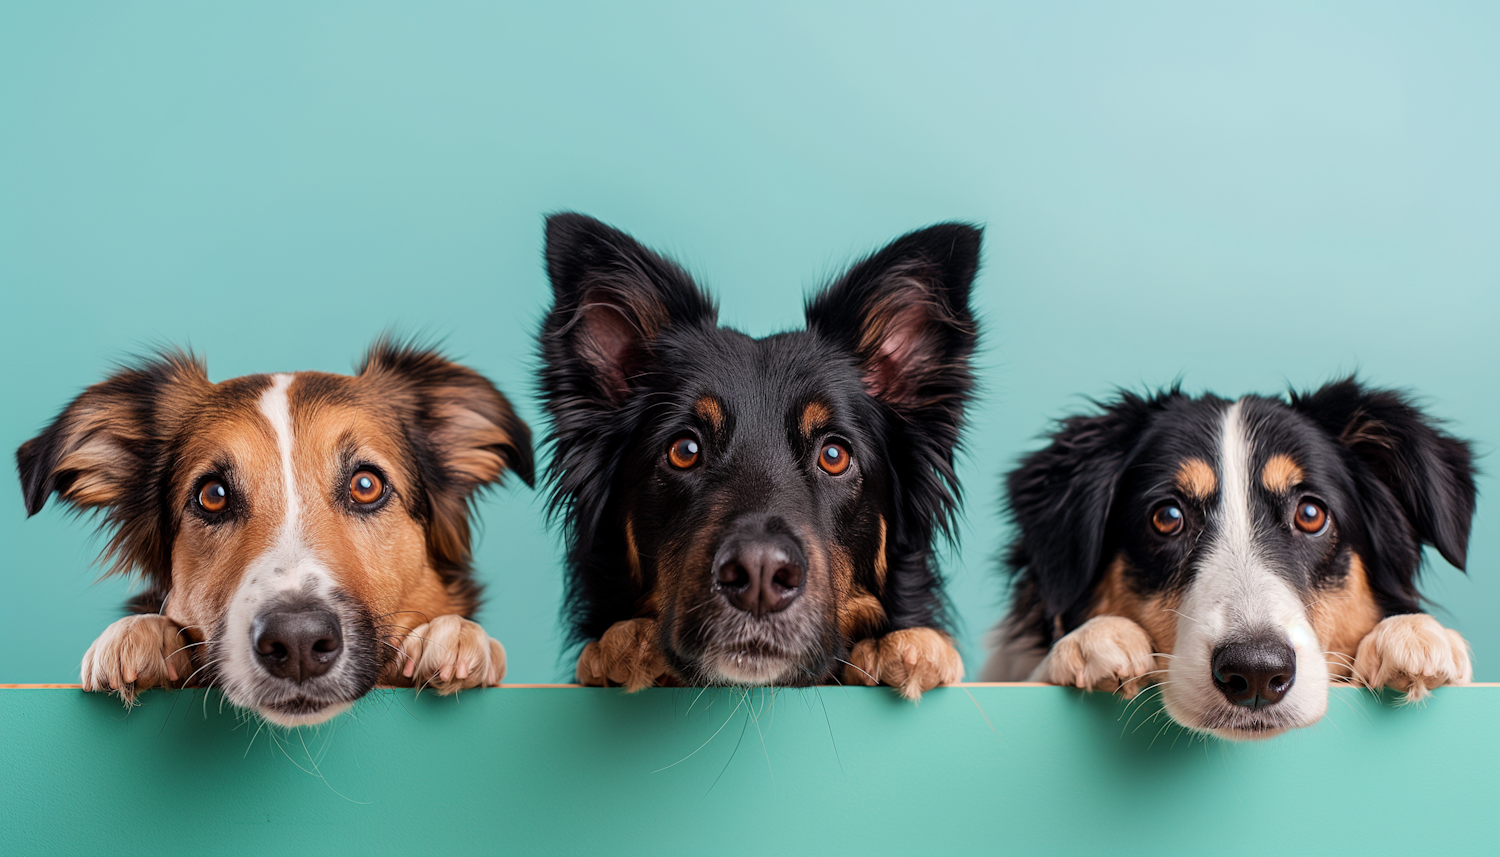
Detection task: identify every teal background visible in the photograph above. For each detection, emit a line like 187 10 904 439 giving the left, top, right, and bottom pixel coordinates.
4 686 1499 855
2 2 1498 689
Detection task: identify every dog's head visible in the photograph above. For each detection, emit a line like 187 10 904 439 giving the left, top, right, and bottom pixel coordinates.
540 214 979 685
17 341 533 725
1006 380 1475 739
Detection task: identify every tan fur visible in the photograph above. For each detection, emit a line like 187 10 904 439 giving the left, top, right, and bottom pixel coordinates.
394 614 506 691
1174 458 1217 500
839 592 887 640
576 618 669 691
1261 453 1305 494
1088 554 1179 661
1308 554 1383 679
1034 615 1156 697
79 614 195 705
1354 613 1471 701
799 401 831 437
843 627 963 700
624 514 643 586
694 396 725 432
872 515 888 590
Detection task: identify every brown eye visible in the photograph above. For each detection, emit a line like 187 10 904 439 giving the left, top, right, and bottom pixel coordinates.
1294 499 1328 534
1151 503 1184 536
197 479 229 513
349 470 384 505
818 443 851 476
668 436 701 469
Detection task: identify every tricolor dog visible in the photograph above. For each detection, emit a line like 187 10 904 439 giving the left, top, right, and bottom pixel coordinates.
16 341 533 726
539 213 979 698
983 380 1477 739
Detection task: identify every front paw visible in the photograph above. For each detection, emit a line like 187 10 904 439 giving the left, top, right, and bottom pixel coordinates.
399 615 506 694
80 615 194 706
575 618 670 692
1354 614 1471 702
1033 616 1156 698
843 627 964 701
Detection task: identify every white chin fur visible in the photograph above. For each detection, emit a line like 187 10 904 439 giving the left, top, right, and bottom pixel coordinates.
708 654 796 685
256 701 353 729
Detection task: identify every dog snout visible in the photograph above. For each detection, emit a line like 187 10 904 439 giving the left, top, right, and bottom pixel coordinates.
713 537 805 619
1211 639 1296 708
252 608 343 683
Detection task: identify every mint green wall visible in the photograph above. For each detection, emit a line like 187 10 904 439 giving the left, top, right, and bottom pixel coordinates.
2 3 1496 686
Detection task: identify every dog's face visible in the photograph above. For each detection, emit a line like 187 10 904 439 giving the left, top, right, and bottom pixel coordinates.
541 214 979 686
18 343 532 726
1007 382 1474 739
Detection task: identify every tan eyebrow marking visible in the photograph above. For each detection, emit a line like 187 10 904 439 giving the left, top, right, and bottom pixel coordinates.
800 401 832 437
1174 458 1217 500
1261 454 1305 493
693 396 724 432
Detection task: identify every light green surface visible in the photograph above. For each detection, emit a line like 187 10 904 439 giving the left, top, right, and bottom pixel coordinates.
2 686 1497 855
2 4 1497 689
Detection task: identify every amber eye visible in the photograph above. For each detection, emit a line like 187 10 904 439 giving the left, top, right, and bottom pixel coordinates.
818 443 851 476
1151 502 1184 536
1294 499 1329 534
668 436 701 469
349 470 384 505
197 479 229 513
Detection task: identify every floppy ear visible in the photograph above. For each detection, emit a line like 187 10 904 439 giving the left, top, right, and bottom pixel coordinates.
359 340 535 571
541 212 718 407
1291 377 1476 570
1005 393 1160 632
14 352 208 582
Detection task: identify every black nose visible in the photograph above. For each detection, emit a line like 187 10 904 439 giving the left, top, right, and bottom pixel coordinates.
253 609 343 682
713 539 805 618
1212 640 1296 708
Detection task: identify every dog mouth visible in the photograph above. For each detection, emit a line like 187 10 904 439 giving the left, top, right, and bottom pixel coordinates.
256 695 357 727
703 642 810 685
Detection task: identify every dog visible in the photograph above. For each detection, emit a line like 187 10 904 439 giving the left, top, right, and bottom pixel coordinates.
538 213 979 699
982 379 1477 739
16 340 533 726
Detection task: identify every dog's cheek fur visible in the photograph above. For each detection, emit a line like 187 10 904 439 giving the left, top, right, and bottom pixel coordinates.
1308 554 1384 678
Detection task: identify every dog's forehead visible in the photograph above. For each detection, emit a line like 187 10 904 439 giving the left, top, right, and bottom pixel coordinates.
660 327 865 421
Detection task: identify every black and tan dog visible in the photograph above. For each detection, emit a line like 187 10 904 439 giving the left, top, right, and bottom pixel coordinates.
17 340 533 726
984 380 1477 739
539 213 979 699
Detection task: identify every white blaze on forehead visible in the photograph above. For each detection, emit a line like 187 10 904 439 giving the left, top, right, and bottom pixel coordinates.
1160 398 1329 737
259 373 300 531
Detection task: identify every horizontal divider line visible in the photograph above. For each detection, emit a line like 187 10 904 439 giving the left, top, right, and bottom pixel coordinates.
3 682 1497 689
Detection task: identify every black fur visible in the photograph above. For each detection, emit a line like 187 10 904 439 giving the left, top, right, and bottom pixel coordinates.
540 213 980 685
1001 378 1477 651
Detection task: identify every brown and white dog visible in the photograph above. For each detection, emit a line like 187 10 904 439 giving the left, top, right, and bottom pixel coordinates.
16 340 533 726
984 380 1477 740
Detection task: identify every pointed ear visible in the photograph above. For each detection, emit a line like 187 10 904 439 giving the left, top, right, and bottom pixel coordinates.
1291 378 1476 570
14 352 208 580
541 213 717 405
360 340 535 569
1006 392 1160 630
805 223 982 411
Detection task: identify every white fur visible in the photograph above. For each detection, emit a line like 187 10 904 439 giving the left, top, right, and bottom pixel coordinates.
1161 399 1329 739
218 374 347 727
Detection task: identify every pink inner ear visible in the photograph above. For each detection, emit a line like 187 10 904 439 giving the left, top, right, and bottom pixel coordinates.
577 300 639 400
863 303 933 405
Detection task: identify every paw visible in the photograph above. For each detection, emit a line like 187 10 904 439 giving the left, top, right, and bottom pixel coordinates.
1354 614 1471 702
843 627 964 701
399 615 506 694
575 618 670 692
1033 616 1156 698
80 614 194 706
